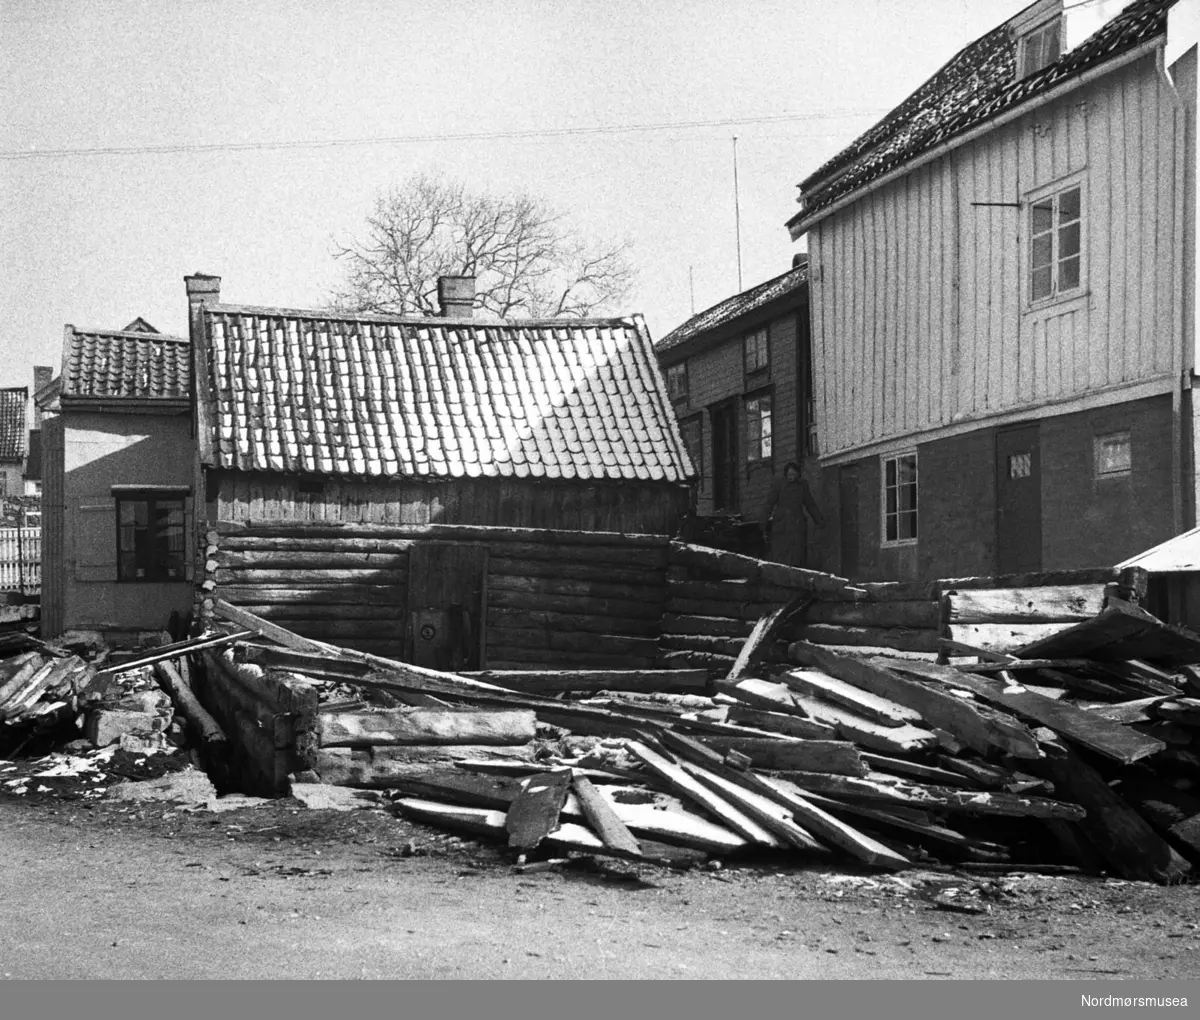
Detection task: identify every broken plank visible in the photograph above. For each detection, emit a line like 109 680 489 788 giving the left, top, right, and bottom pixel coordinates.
790 642 1042 760
317 707 537 747
1153 698 1200 726
571 774 643 856
714 676 803 715
692 735 867 775
859 752 981 789
888 659 1166 766
460 669 709 695
727 595 811 681
1014 598 1200 668
1024 730 1191 884
506 769 573 851
655 729 908 869
787 693 938 754
1081 696 1170 725
625 740 782 847
780 668 925 727
677 760 826 853
725 704 838 740
769 771 1086 820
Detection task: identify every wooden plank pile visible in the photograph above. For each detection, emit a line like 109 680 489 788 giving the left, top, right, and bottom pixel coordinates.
209 584 1200 882
0 634 96 751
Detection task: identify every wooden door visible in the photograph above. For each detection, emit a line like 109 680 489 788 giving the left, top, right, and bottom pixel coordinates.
710 402 738 513
406 541 489 671
839 464 860 580
995 425 1042 574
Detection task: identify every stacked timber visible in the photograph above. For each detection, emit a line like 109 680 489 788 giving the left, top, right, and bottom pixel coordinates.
202 522 669 668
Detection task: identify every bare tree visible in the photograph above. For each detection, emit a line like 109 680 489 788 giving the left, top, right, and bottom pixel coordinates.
332 174 635 318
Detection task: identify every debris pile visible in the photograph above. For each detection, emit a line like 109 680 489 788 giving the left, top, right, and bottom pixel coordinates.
204 584 1200 884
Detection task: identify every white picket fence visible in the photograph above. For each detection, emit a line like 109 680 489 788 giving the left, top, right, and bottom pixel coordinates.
0 526 41 592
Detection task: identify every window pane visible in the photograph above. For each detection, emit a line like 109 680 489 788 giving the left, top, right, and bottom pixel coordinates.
1031 266 1053 300
1031 233 1053 269
1059 255 1080 291
899 484 916 513
885 458 896 487
898 455 916 486
900 511 917 541
1097 431 1132 476
1058 221 1080 259
886 516 897 542
1009 452 1032 478
1059 186 1080 223
1031 200 1053 235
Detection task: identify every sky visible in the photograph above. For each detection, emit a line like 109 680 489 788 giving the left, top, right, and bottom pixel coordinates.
0 0 1032 391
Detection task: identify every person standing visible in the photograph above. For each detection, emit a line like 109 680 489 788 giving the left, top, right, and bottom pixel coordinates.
760 460 824 567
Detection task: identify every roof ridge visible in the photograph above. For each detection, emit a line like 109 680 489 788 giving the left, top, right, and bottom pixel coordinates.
205 302 639 329
69 326 189 343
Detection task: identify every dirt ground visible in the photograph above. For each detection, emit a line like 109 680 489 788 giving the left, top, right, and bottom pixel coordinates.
2 775 1200 981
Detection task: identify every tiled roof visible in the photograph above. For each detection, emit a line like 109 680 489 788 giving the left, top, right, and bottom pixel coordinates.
656 265 808 355
61 327 190 401
200 306 694 483
0 389 26 461
791 0 1173 230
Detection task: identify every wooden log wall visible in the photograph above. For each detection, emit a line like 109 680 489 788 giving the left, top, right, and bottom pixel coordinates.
201 521 670 669
657 542 1120 671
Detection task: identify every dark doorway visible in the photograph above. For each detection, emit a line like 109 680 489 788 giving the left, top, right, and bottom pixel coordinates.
995 424 1042 574
797 310 816 459
406 541 489 670
839 464 860 579
710 401 738 512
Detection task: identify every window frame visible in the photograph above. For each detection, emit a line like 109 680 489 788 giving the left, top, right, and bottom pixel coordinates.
1025 174 1086 311
114 489 189 583
743 326 770 377
744 389 773 467
1094 430 1132 481
1019 16 1062 78
665 361 689 406
881 451 918 548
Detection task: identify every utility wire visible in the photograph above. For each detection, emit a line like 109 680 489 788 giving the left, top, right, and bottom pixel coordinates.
0 109 887 161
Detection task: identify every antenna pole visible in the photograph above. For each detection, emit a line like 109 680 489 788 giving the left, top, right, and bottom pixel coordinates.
733 135 743 292
689 266 696 315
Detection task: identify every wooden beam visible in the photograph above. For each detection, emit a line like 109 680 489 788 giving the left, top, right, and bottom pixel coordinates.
692 735 867 775
571 774 643 856
461 669 710 695
506 769 573 851
727 596 811 681
889 659 1166 765
154 660 227 752
779 668 925 727
317 708 537 747
785 693 939 754
945 585 1107 624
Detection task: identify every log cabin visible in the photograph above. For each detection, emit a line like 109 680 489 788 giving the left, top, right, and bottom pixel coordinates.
787 0 1200 582
187 274 694 669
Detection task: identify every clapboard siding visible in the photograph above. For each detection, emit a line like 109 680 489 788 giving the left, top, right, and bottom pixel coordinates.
809 55 1182 458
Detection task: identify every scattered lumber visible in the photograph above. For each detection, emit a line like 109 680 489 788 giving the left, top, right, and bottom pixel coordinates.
1014 598 1200 668
571 774 643 857
724 704 838 740
1154 698 1200 726
460 669 709 695
505 769 573 851
780 668 925 727
727 596 811 681
154 661 227 753
695 735 867 775
790 643 1042 759
945 585 1107 624
785 693 938 754
1082 697 1170 724
889 659 1166 765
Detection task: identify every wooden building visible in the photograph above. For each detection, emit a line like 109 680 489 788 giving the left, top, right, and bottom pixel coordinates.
39 320 195 638
787 0 1198 581
0 387 27 498
189 274 694 668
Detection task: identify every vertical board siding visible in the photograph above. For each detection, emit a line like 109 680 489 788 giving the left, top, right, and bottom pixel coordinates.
809 56 1179 458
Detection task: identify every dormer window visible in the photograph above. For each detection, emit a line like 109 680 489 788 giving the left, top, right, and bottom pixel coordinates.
1020 17 1062 77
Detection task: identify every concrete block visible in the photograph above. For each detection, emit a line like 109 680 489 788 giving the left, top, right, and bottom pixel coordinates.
87 708 160 747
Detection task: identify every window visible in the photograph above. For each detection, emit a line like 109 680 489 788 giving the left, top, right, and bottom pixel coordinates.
745 394 772 463
1030 184 1082 302
1095 431 1132 479
1008 452 1032 479
744 328 769 375
680 415 702 478
116 492 186 581
882 453 917 544
666 362 688 405
1020 17 1062 78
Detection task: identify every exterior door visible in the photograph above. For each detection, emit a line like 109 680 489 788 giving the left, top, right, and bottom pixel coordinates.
406 541 489 670
995 425 1042 574
838 464 859 579
710 402 738 513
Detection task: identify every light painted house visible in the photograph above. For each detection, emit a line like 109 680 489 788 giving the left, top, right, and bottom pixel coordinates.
788 0 1200 581
40 320 195 638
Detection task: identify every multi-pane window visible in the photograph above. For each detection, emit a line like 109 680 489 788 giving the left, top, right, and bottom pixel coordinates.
1020 17 1061 77
745 395 772 462
1030 185 1082 301
744 328 769 374
117 492 186 581
680 415 702 478
666 362 688 405
1095 431 1132 479
883 453 917 544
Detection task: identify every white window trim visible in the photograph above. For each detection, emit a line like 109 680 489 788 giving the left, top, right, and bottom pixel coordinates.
1023 171 1087 314
881 450 918 548
745 392 773 464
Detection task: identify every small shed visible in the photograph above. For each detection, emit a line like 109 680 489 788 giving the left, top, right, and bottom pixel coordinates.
1117 527 1200 633
40 321 195 639
189 274 694 668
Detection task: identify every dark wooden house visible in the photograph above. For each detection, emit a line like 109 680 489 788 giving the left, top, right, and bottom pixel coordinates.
188 274 694 669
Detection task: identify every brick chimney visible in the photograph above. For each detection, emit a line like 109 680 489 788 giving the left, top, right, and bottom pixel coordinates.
31 366 52 428
437 275 476 318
